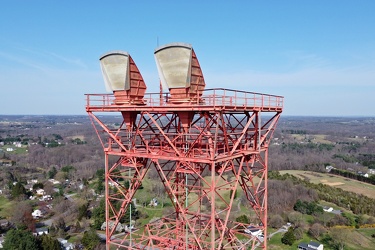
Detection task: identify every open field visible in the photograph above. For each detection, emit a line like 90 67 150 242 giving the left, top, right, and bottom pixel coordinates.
66 135 85 141
0 145 28 154
279 170 375 199
290 134 334 144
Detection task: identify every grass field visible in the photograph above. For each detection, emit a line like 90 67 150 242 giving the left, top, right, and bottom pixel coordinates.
290 134 333 144
279 170 375 199
0 196 14 218
1 145 28 154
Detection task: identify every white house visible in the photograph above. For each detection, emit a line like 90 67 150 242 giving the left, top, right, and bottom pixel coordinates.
48 179 61 185
244 226 262 236
298 241 324 250
27 179 38 184
6 148 13 152
323 206 333 212
32 209 42 219
39 195 52 201
57 238 75 250
36 188 45 196
325 165 334 172
34 227 48 236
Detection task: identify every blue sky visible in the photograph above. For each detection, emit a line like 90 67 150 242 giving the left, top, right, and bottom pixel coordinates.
0 1 374 116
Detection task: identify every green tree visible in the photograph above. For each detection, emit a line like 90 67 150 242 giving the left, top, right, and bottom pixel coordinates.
229 189 237 199
78 202 89 221
355 214 366 228
81 228 100 250
92 199 105 230
96 179 104 194
75 221 82 233
11 182 26 198
49 224 56 237
120 201 139 223
96 169 105 179
124 180 130 189
61 165 75 173
48 166 57 179
95 169 105 194
37 234 61 250
3 229 39 250
111 168 124 182
281 227 296 246
235 214 250 224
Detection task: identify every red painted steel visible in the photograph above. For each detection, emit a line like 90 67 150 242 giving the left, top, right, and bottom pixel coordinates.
86 88 283 249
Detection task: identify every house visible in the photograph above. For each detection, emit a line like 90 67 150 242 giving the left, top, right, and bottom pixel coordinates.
109 181 119 187
35 188 45 196
298 241 324 250
41 195 52 201
32 209 43 219
57 238 74 250
0 219 10 228
325 165 334 172
0 159 13 167
27 179 38 184
323 206 333 212
34 227 48 236
48 179 61 185
0 235 4 248
101 221 124 232
244 226 262 236
149 198 158 207
6 148 13 152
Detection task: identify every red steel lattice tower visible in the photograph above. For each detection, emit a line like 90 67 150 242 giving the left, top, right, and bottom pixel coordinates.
86 43 283 249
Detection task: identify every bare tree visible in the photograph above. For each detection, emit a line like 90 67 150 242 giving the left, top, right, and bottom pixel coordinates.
330 228 350 250
10 201 35 231
269 214 284 229
308 223 326 239
287 211 305 228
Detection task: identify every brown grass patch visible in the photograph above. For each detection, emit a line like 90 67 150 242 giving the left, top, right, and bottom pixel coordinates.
66 135 85 140
320 179 343 186
325 182 344 186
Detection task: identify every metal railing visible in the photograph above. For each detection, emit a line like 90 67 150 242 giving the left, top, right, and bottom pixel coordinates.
85 88 283 110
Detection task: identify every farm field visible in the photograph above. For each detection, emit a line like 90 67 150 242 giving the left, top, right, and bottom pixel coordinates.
279 170 375 199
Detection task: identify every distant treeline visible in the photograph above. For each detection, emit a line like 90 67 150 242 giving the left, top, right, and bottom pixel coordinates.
333 153 375 169
330 168 375 185
282 129 307 135
282 142 334 153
